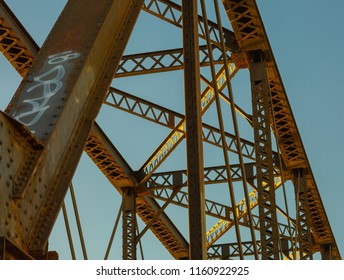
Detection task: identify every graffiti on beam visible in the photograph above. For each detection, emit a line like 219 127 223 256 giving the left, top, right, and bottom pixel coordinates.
12 51 80 135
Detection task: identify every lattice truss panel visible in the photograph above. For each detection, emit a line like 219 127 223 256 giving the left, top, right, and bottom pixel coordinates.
0 0 340 260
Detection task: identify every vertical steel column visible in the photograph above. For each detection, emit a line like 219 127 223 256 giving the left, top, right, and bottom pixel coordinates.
293 169 313 259
122 188 137 260
182 0 206 260
249 50 280 259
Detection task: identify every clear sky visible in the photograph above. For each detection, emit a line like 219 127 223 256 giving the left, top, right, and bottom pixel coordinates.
1 0 343 259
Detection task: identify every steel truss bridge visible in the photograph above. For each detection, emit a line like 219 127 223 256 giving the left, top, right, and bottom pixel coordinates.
0 0 341 260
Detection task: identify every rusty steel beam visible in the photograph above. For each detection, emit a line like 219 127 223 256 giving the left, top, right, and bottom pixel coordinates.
0 0 144 256
182 0 206 260
115 45 229 77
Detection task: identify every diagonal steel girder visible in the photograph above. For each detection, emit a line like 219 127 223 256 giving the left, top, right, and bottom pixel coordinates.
0 0 144 255
86 123 189 259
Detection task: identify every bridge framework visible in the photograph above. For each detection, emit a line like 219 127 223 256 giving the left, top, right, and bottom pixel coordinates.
0 0 340 260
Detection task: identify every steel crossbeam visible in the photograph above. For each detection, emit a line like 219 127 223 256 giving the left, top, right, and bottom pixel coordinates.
116 45 229 77
208 241 261 259
147 164 256 190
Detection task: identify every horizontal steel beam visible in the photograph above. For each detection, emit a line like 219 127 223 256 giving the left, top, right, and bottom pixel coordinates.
116 45 230 77
147 163 256 190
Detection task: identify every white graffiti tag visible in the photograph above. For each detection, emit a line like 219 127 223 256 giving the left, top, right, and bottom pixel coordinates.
13 51 80 131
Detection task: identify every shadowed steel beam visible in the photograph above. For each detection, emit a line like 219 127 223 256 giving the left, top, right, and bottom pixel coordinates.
250 50 279 259
183 0 206 260
0 0 144 255
293 169 313 259
122 188 137 260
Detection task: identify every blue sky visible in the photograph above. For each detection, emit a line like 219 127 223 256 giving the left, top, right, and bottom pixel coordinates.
1 0 343 259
